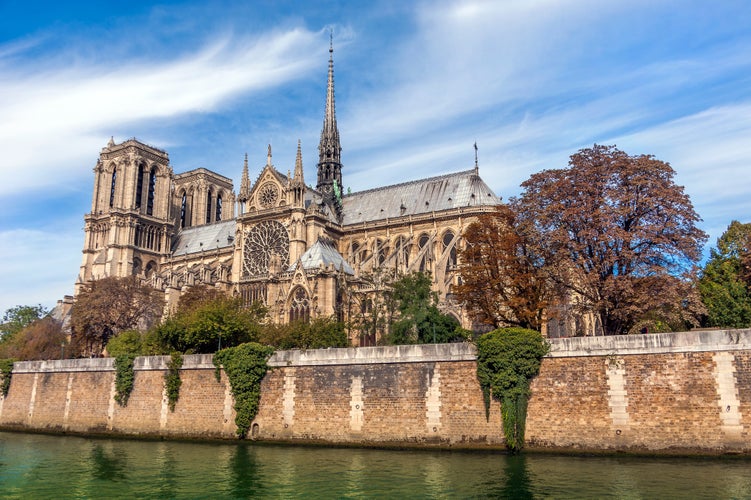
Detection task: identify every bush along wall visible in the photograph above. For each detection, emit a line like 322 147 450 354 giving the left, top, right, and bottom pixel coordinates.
476 327 549 452
165 352 183 412
213 342 274 438
114 354 137 406
0 358 15 397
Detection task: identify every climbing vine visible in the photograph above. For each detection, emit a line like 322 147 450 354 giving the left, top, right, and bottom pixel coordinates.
114 354 137 406
165 352 183 412
213 342 274 438
0 358 15 397
476 327 549 452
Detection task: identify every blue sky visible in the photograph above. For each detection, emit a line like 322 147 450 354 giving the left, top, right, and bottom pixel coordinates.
1 0 750 316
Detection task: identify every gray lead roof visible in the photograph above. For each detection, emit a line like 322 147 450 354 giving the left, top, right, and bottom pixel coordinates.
289 238 354 275
172 220 235 256
340 169 500 225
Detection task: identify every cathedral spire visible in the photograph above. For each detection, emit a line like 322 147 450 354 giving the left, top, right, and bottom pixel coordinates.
317 32 343 214
294 139 305 184
239 153 250 205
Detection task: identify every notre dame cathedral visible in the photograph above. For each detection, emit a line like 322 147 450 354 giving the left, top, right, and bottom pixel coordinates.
76 43 501 345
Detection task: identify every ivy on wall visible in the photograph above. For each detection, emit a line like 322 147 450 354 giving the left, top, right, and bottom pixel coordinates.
165 352 183 412
476 327 549 452
114 354 137 406
0 358 15 397
213 342 274 438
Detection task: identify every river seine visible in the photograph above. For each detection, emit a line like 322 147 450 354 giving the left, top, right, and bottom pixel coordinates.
1 431 750 498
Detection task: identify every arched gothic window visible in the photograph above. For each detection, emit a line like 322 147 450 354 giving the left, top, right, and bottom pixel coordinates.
135 165 144 209
180 191 188 228
289 287 310 323
206 189 213 224
147 168 156 216
215 194 222 221
110 167 117 208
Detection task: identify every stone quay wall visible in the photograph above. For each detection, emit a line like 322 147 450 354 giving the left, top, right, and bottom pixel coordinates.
1 329 750 454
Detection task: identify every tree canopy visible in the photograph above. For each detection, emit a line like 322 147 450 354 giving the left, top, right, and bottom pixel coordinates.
71 277 164 356
1 304 49 340
156 289 267 354
698 221 751 328
514 145 707 336
455 205 549 331
387 271 466 344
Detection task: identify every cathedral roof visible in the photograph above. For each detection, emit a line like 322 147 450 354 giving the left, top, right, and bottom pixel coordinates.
289 238 354 275
340 169 500 225
172 220 236 256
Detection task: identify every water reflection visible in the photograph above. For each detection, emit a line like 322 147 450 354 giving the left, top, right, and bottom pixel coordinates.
228 444 264 498
90 443 128 482
1 432 751 499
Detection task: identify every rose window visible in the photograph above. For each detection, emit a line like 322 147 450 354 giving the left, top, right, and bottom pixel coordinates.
242 220 289 277
258 182 279 209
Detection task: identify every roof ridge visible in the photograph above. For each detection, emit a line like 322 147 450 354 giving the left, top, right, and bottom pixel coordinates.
343 169 477 198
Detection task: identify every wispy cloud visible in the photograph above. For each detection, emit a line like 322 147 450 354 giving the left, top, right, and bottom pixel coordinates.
0 26 323 198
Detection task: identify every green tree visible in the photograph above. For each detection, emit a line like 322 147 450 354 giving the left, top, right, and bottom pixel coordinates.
261 317 349 350
1 304 49 341
698 221 751 328
156 296 266 354
387 272 465 345
514 145 707 335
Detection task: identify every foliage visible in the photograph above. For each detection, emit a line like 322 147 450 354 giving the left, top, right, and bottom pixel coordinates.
165 352 183 412
698 221 751 328
71 277 164 357
114 354 137 406
1 304 49 341
260 317 349 350
476 327 549 452
0 358 15 397
456 206 549 331
213 342 274 438
106 330 144 357
514 144 707 335
156 296 266 354
0 317 67 361
175 284 227 314
106 329 166 357
381 271 466 345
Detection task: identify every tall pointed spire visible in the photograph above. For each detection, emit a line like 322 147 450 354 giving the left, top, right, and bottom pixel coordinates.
317 31 343 215
294 139 305 184
239 153 250 205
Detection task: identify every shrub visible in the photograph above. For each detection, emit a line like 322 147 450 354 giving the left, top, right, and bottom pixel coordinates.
476 327 549 452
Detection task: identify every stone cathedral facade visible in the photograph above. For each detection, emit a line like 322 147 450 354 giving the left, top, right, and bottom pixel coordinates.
76 45 501 345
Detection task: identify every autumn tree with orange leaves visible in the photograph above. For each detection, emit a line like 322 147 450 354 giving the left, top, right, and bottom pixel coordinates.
455 205 549 331
513 145 707 336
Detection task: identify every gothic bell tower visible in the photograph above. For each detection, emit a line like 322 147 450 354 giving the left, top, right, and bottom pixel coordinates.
316 36 343 216
77 138 174 291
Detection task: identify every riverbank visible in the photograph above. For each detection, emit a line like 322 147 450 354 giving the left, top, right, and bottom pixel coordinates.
1 329 749 455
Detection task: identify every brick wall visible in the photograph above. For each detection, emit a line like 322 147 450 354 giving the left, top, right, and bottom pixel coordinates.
1 330 750 454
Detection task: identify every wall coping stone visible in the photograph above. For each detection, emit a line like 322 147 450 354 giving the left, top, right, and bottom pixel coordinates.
547 328 751 357
9 329 751 373
266 342 477 367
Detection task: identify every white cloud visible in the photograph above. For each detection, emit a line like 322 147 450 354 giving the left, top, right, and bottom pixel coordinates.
0 27 323 197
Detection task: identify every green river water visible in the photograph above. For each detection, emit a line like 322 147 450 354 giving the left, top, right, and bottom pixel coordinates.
1 431 750 499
